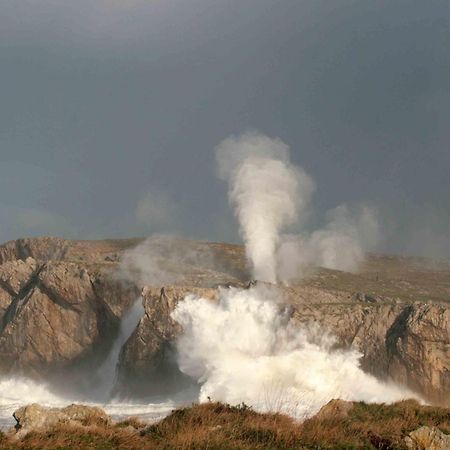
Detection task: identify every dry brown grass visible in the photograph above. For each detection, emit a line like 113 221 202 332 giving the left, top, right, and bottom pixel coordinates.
299 399 450 449
1 400 448 449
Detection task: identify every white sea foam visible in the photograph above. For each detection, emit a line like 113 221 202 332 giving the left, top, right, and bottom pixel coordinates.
0 376 176 430
172 286 418 419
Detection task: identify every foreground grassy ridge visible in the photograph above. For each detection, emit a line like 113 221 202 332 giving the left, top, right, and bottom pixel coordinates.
0 400 449 450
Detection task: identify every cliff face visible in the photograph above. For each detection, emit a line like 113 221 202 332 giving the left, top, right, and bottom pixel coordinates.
386 304 449 404
292 300 449 405
0 238 139 378
0 236 244 382
117 285 450 406
0 236 449 407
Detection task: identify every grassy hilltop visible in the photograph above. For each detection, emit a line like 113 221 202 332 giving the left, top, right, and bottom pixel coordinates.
1 400 449 450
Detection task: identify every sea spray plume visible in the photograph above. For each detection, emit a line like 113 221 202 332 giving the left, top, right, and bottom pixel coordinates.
229 158 300 282
171 286 417 418
215 131 315 282
216 131 381 282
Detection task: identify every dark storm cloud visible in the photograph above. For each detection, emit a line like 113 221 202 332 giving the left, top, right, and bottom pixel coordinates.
0 0 449 257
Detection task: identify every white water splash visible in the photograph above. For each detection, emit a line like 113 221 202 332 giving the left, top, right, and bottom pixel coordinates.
0 376 176 430
171 286 418 419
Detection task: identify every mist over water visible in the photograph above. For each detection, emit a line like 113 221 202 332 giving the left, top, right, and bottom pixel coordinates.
172 286 417 418
0 376 176 430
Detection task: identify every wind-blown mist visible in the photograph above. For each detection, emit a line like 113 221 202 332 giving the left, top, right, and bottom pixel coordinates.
216 131 380 282
171 286 416 418
118 235 216 287
277 204 380 282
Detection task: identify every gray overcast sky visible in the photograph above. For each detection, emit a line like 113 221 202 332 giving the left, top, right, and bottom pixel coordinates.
1 0 449 257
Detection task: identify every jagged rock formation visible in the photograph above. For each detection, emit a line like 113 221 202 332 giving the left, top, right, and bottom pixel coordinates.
0 238 140 379
0 236 144 266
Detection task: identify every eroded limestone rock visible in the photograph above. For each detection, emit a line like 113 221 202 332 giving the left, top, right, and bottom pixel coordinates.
12 403 110 438
405 426 450 450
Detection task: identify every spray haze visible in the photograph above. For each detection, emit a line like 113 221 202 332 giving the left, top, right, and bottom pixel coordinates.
118 235 220 287
277 204 380 281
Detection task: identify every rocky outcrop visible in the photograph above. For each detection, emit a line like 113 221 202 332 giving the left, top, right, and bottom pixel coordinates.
0 257 38 323
405 426 450 450
0 236 245 387
386 304 450 406
0 238 140 381
0 237 70 265
0 260 138 376
117 285 450 405
314 399 354 420
12 403 110 438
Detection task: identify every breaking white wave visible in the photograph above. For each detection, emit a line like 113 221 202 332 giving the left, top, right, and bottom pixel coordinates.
171 286 418 419
0 377 176 430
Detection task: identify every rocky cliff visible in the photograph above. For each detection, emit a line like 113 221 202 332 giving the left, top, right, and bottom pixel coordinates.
0 236 449 407
0 236 245 387
0 237 140 382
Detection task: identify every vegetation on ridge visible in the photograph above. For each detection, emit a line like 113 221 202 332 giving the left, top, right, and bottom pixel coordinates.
1 400 449 449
